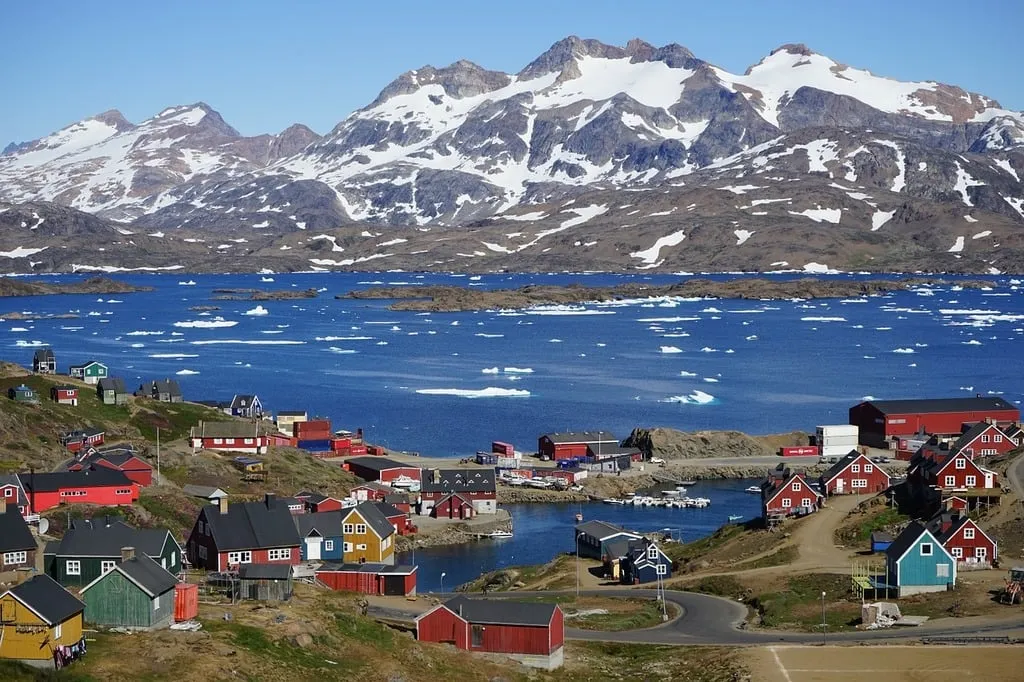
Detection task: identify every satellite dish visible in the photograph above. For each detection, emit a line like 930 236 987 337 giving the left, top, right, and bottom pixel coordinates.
37 518 50 535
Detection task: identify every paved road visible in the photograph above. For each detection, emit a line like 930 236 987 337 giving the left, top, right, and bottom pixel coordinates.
381 589 1024 646
1006 452 1024 499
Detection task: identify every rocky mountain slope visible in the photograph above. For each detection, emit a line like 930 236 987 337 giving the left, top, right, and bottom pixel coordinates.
1 37 1023 274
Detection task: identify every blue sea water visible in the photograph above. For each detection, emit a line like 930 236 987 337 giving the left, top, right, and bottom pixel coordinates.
2 271 1022 456
401 479 764 592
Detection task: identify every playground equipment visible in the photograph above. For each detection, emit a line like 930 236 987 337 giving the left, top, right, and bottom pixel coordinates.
999 567 1024 605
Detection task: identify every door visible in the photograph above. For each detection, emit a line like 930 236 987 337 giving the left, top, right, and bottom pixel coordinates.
307 537 322 561
984 472 993 488
834 478 844 494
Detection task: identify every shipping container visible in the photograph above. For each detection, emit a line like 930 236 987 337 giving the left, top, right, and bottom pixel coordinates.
820 444 858 457
491 441 515 456
367 445 385 456
816 425 859 439
174 583 199 622
297 439 332 452
496 455 520 469
476 453 499 465
349 444 368 456
779 446 817 457
294 419 332 436
331 437 352 451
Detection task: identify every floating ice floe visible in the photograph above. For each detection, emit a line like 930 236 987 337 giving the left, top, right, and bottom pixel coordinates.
189 339 305 345
475 333 504 338
316 336 374 342
176 369 200 375
173 317 238 329
660 346 683 354
14 340 47 347
801 316 846 322
662 390 716 405
703 377 719 383
892 348 915 354
415 387 531 399
243 306 269 316
327 347 358 354
149 353 199 359
679 371 697 377
525 305 613 316
962 339 983 345
700 347 718 353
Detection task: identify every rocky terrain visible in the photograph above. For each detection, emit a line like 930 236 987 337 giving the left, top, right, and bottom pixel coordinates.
623 427 809 460
1 37 1023 274
0 275 152 297
341 277 987 311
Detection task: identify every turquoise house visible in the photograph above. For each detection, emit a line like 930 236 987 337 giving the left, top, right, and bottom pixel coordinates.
885 522 957 597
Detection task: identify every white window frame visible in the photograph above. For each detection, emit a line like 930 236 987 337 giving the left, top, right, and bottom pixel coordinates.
343 523 354 534
101 560 116 574
963 527 975 540
3 487 13 498
198 545 207 560
655 564 667 576
791 482 802 492
981 434 990 443
198 521 204 535
944 475 956 487
951 547 963 558
852 479 868 489
965 475 976 487
851 464 860 474
936 563 950 578
955 458 966 470
54 622 62 640
920 543 933 556
227 551 252 565
801 497 812 507
356 543 367 551
343 542 353 553
647 546 658 560
213 438 223 445
153 594 160 610
355 524 367 535
66 560 81 576
994 434 1002 443
267 548 291 561
975 546 987 559
781 498 792 508
171 552 177 567
324 540 334 551
2 551 27 566
864 463 873 473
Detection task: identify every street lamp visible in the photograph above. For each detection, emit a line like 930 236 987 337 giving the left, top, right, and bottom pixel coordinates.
440 572 446 598
820 591 827 646
575 533 582 598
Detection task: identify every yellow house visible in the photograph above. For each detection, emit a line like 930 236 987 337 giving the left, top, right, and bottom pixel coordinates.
0 574 85 668
341 503 395 565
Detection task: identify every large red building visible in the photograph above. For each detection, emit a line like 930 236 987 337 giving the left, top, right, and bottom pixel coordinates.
819 452 891 495
186 495 301 572
849 397 1019 448
315 562 417 596
538 431 618 460
417 596 564 670
21 469 139 513
344 457 422 485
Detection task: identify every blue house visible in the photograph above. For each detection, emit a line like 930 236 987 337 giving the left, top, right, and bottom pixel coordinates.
230 394 263 418
885 522 957 597
619 539 672 585
293 511 344 562
574 520 643 562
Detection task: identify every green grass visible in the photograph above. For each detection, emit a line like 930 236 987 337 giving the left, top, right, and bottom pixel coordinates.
201 620 333 671
852 507 909 542
128 401 229 442
0 660 98 681
331 611 397 651
570 601 673 631
557 643 745 682
663 523 744 564
752 573 859 630
683 574 749 598
734 544 798 569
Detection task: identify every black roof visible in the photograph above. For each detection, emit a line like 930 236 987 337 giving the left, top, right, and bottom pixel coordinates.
182 484 228 499
146 379 182 396
316 562 416 575
238 563 291 580
864 397 1018 415
54 519 175 558
277 411 306 417
34 348 55 360
372 501 404 518
293 510 343 537
885 521 929 561
440 596 556 627
542 431 617 444
603 536 635 559
191 420 264 439
588 444 639 457
0 473 28 507
22 468 133 493
6 574 84 625
230 394 259 409
346 456 410 472
953 422 996 451
0 507 35 553
419 468 496 493
820 451 869 483
575 520 637 541
344 502 395 540
200 497 300 552
102 555 177 597
97 377 127 393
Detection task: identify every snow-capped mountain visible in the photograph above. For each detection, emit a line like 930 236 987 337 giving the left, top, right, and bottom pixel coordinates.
1 36 1023 274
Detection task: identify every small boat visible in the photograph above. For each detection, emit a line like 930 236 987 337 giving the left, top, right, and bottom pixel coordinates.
603 498 626 505
487 530 513 539
745 485 762 494
728 514 743 522
679 480 697 486
574 512 584 523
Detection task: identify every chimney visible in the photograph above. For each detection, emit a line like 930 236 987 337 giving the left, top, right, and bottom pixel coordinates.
433 469 440 484
121 546 135 562
219 497 229 515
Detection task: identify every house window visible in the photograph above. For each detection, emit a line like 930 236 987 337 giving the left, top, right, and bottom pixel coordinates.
2 551 27 566
3 487 12 498
66 560 81 576
356 544 367 551
920 543 933 556
171 552 177 567
955 458 966 469
852 479 868 488
994 435 1002 443
227 551 252 565
981 449 996 456
952 547 963 558
936 563 949 578
355 524 367 535
101 560 116 573
781 499 792 508
213 438 223 445
851 464 860 474
975 547 987 559
54 623 62 640
864 464 873 474
153 594 160 610
791 482 802 492
656 564 667 576
268 548 291 561
198 545 207 560
116 488 131 495
944 476 956 488
963 527 975 540
471 625 484 647
343 542 353 553
981 434 990 443
647 546 658 560
325 540 334 551
244 438 254 445
198 521 204 535
343 523 354 534
801 498 812 507
965 476 976 487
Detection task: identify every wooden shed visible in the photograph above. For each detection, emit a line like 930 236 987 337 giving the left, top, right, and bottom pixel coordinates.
315 562 417 596
237 563 293 601
79 549 178 630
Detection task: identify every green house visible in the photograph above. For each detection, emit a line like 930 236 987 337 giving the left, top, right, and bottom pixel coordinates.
7 384 38 403
69 360 108 385
79 551 177 630
44 519 182 588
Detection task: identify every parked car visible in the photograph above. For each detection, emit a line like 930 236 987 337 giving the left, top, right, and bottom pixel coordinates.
650 457 665 464
871 456 891 464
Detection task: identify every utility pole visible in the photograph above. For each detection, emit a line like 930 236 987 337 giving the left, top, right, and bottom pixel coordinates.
156 427 161 482
821 591 827 646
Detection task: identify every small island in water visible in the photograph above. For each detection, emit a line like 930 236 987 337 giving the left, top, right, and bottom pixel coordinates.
0 276 153 298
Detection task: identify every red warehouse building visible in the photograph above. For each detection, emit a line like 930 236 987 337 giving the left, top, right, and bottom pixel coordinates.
432 492 477 519
21 469 139 513
927 512 997 569
186 495 301 572
315 562 417 596
538 431 618 460
293 491 344 513
344 457 422 485
849 397 1019 448
417 596 564 670
761 472 822 519
819 452 891 495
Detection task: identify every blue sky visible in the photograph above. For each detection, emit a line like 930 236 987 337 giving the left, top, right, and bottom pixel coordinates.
1 0 1021 144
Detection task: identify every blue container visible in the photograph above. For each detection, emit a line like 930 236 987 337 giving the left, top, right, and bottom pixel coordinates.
297 439 332 452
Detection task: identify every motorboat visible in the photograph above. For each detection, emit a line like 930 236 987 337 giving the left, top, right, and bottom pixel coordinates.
728 514 744 522
487 529 514 539
679 480 697 486
745 485 762 494
603 498 626 505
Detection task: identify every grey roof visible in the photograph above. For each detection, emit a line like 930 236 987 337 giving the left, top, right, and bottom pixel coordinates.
33 348 55 361
293 510 343 538
0 508 35 553
97 377 127 393
575 520 639 541
146 379 182 396
55 519 176 558
344 502 395 540
230 394 259 409
277 411 306 417
439 596 556 627
182 484 228 499
97 555 177 598
5 575 84 625
603 536 635 559
588 444 639 457
316 562 416 575
542 431 617 444
864 397 1018 416
238 563 291 580
871 531 894 543
372 502 404 518
346 456 410 472
200 497 300 552
0 473 28 508
820 451 870 483
885 522 929 562
419 468 496 494
953 422 996 451
22 468 133 493
191 420 263 439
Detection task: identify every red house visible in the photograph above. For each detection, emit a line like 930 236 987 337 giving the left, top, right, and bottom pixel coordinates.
944 495 969 512
68 449 154 487
419 469 497 516
927 512 997 569
372 501 414 535
189 420 269 455
849 397 1020 448
20 469 139 513
60 428 105 453
50 385 79 406
432 492 476 520
819 452 891 495
417 596 564 670
186 495 301 572
920 451 998 491
761 472 822 519
294 491 344 513
315 562 417 596
951 421 1016 459
344 457 421 486
538 431 618 460
0 474 30 517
